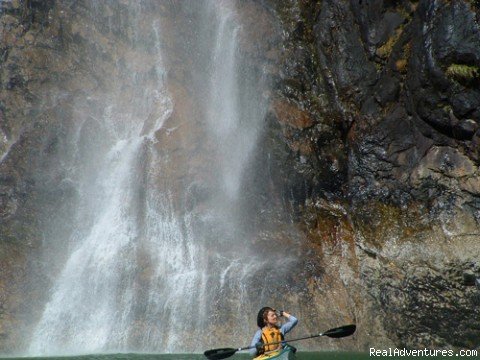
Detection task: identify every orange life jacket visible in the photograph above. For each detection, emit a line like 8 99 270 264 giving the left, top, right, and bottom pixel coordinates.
259 326 284 354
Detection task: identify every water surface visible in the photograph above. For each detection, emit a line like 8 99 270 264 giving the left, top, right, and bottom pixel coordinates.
0 352 457 360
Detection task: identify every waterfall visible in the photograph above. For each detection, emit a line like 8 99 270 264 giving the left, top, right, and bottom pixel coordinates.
205 2 262 201
28 0 297 355
28 2 175 354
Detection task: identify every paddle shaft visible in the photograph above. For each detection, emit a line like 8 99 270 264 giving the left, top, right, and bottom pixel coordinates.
238 324 355 351
246 332 327 350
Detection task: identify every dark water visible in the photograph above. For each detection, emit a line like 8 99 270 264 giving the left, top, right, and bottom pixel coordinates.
0 354 350 360
0 352 467 360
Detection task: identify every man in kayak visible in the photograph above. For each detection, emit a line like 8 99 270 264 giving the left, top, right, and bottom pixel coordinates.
249 307 298 356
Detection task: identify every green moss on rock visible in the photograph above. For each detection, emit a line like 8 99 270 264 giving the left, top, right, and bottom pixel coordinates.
445 63 479 80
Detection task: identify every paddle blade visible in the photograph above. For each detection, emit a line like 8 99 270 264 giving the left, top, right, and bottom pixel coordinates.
204 348 238 360
323 324 356 338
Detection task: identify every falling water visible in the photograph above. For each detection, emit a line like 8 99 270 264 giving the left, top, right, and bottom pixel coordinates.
205 2 263 201
28 2 173 354
28 0 298 355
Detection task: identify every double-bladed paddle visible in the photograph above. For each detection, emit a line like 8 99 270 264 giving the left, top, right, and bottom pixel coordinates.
204 324 356 360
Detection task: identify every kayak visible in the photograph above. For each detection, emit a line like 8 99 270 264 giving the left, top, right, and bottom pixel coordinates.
253 345 296 360
205 325 356 360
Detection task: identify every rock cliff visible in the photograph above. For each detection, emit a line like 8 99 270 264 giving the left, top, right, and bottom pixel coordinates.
260 0 480 349
0 0 479 354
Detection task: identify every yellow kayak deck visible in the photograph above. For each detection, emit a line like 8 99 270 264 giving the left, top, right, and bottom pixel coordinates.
253 345 296 360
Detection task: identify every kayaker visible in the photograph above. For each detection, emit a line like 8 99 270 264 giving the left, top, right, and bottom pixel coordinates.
249 307 298 356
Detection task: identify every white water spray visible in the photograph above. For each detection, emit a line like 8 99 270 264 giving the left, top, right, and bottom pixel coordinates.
29 1 295 355
29 5 173 353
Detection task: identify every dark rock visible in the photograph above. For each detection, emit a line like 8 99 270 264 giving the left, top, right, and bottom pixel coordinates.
374 75 400 105
463 271 477 286
453 119 479 141
451 92 480 118
314 1 377 103
267 0 480 350
360 96 380 116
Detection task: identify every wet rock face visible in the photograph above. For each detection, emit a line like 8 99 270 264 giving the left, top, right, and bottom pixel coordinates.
1 0 480 353
0 0 171 352
261 0 480 349
0 0 67 352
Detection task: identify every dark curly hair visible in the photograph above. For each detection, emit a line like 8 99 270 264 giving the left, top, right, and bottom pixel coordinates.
256 307 275 328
